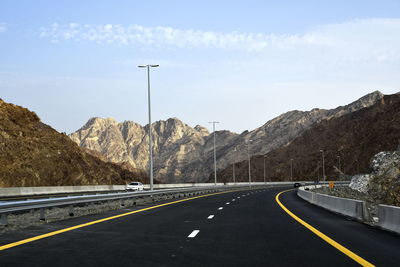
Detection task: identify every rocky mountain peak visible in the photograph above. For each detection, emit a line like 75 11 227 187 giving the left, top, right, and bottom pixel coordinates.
80 117 118 130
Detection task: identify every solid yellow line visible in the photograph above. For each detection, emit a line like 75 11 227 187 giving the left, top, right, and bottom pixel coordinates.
0 190 238 251
275 189 375 267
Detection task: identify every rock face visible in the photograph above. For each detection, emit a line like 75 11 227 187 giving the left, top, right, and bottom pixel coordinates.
70 91 384 183
367 151 400 206
0 99 146 187
218 93 400 183
344 150 400 207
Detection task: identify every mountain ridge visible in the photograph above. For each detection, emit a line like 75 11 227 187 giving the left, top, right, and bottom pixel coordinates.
217 92 400 183
70 91 384 183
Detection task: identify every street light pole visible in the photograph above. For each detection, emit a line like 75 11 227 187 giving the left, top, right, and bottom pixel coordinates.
290 159 293 182
209 121 219 186
233 146 237 184
337 155 341 173
138 64 159 191
320 150 326 182
246 140 252 186
263 156 266 183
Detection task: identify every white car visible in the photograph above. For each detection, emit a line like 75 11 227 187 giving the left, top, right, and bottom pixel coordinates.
126 182 144 191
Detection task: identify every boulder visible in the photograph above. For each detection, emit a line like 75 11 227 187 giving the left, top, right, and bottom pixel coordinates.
349 174 371 193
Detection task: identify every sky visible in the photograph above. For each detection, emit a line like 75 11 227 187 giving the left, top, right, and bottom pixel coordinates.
1 0 400 134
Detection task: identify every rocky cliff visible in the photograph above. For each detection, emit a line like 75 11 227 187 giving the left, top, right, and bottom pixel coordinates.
70 91 384 183
0 99 146 187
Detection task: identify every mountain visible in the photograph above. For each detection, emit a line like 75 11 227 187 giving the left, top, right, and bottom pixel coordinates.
70 117 238 183
224 90 384 163
70 91 384 183
217 93 400 183
0 99 146 187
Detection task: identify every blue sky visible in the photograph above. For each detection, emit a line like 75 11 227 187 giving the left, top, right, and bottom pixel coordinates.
1 0 400 134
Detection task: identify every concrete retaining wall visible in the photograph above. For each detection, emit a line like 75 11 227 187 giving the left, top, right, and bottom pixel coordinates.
378 204 400 234
297 187 366 221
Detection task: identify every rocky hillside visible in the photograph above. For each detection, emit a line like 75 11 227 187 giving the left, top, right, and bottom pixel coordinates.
218 93 400 183
70 91 384 183
0 99 147 187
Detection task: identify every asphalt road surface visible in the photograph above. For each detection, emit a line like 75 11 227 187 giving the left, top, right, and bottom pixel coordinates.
1 187 400 266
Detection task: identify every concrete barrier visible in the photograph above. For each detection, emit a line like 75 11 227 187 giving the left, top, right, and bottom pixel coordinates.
378 204 400 234
0 185 126 197
0 182 300 197
297 187 367 221
297 188 314 203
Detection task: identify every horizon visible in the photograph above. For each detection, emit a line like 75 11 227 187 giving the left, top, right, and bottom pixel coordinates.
1 1 400 133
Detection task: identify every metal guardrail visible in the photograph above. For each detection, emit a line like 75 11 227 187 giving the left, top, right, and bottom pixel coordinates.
0 184 276 226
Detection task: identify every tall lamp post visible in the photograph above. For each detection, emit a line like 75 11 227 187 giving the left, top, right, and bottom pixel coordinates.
246 139 252 186
337 155 341 172
138 64 159 191
233 146 237 184
320 150 326 182
263 156 267 183
209 121 219 186
290 159 294 182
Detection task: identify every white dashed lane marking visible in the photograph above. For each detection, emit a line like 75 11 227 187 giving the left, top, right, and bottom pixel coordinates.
232 199 235 201
226 202 230 205
188 230 200 238
207 215 214 219
218 207 223 210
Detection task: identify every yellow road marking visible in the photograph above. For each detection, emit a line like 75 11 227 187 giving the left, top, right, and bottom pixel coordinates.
276 189 375 267
0 190 241 251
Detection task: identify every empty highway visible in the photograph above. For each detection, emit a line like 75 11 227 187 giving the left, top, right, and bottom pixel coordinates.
1 187 400 266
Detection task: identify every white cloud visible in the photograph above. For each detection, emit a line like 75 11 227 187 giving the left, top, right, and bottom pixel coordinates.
38 19 400 55
0 23 8 33
38 22 326 50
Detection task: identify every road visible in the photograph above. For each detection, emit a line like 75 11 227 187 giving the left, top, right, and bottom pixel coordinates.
1 187 400 266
